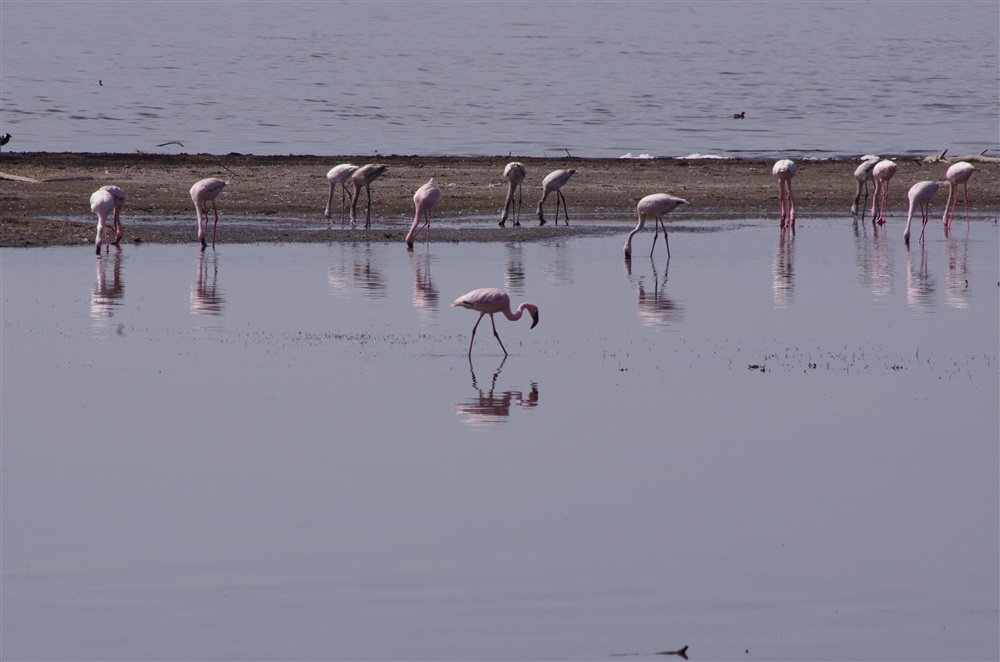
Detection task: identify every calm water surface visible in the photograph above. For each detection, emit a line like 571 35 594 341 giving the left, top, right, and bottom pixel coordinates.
1 1 998 158
2 218 998 661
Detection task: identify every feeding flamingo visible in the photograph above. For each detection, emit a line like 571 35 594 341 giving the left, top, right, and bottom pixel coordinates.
851 158 879 220
499 162 527 227
99 185 126 245
772 159 796 228
90 188 117 255
537 168 575 225
942 161 975 232
405 178 441 248
625 193 689 258
871 159 896 225
190 178 228 248
324 163 359 225
903 180 940 245
451 287 539 357
349 163 388 229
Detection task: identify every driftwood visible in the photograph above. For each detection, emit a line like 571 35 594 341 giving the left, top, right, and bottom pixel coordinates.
922 148 1000 164
0 171 94 183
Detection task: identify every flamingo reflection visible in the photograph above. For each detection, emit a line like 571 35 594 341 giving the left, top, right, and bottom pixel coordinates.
944 237 970 309
905 243 935 313
454 358 539 427
503 242 526 295
852 220 894 303
191 249 225 316
624 256 683 327
326 244 387 300
540 239 573 285
772 228 795 308
91 249 125 331
408 244 439 321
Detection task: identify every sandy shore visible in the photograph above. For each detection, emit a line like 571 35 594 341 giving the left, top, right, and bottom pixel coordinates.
1 152 997 248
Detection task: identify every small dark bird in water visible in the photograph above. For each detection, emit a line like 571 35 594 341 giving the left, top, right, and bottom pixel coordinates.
0 133 10 149
733 111 745 119
99 80 103 86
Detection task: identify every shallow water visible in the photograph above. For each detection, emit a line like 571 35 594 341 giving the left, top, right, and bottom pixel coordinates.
2 1 998 158
2 217 997 661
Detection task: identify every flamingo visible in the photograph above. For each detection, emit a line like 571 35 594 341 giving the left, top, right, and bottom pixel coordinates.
90 188 117 255
99 185 126 245
451 287 539 357
851 158 879 220
405 178 441 248
349 163 388 229
871 159 896 225
942 161 975 232
499 162 526 227
324 163 359 225
772 159 796 227
537 168 575 225
903 180 940 245
625 193 689 258
190 178 228 248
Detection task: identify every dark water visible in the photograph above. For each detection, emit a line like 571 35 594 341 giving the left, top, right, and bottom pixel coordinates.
3 218 998 660
1 1 998 159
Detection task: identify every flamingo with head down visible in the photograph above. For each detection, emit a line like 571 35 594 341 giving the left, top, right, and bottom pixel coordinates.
324 164 358 225
452 288 539 357
499 162 527 227
537 168 575 226
405 178 441 248
90 188 117 255
871 159 896 225
190 178 228 248
625 193 689 258
903 180 940 246
942 161 974 232
772 159 796 228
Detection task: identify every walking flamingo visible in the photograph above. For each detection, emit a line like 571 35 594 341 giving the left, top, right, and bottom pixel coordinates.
90 188 117 255
942 161 974 232
871 159 896 225
851 158 879 220
324 163 358 225
537 169 575 225
903 180 940 245
405 178 441 248
625 193 689 258
349 163 388 229
499 162 526 227
772 159 796 228
100 185 126 245
190 178 228 248
451 287 539 357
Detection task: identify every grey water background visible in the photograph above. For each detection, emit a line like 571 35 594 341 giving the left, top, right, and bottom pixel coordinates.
1 1 998 158
2 219 999 661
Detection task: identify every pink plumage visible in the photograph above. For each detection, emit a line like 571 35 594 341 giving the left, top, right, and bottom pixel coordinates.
942 161 975 231
452 288 539 357
405 178 442 248
190 178 228 248
625 193 689 258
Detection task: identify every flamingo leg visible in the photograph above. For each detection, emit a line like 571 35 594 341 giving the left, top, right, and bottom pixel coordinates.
490 314 508 357
211 199 219 248
468 313 486 356
515 184 522 226
365 185 373 229
559 190 569 224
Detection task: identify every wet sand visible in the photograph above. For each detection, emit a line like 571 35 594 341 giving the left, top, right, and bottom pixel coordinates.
2 152 997 248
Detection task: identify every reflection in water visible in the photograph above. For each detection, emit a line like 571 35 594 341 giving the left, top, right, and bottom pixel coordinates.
852 221 894 303
624 256 683 327
772 228 795 308
944 237 970 309
191 249 225 316
454 358 539 427
409 245 439 321
326 243 387 299
503 242 526 296
540 240 574 286
905 243 935 313
90 248 125 332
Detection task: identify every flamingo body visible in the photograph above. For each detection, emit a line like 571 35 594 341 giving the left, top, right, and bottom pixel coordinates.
190 178 228 248
942 161 974 231
871 159 896 225
452 287 539 357
499 162 527 227
405 178 442 247
349 163 388 229
626 193 689 258
99 185 126 244
324 163 359 225
90 188 117 255
537 168 575 225
851 158 879 219
772 159 796 227
903 180 940 245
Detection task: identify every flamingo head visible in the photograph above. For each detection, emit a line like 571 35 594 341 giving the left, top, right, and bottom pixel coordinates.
524 303 540 329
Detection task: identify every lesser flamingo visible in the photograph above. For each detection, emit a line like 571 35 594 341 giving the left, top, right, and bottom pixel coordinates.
190 178 228 248
851 158 879 220
871 159 896 225
942 161 975 232
499 162 527 227
405 178 442 248
625 193 689 258
772 159 796 228
90 188 117 255
349 163 388 229
99 185 126 246
537 168 575 225
452 287 539 357
903 181 940 245
324 163 359 225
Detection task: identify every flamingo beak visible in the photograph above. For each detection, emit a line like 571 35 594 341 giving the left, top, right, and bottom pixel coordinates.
530 312 539 329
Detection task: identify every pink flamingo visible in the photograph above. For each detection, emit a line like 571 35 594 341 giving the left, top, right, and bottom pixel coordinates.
405 178 442 248
349 163 388 229
537 168 575 225
942 161 974 232
451 287 539 357
871 159 896 225
903 180 940 245
625 193 689 258
190 178 228 248
499 162 527 227
324 164 358 225
98 184 126 246
851 158 879 220
90 188 117 255
772 159 796 227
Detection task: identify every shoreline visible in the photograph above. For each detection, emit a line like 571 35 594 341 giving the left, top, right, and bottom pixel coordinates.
2 152 998 248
